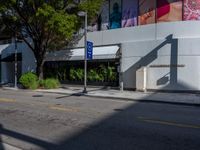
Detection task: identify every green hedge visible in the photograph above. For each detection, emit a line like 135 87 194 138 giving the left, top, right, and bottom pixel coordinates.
70 67 84 81
43 78 60 89
69 65 117 82
19 72 38 90
19 72 60 89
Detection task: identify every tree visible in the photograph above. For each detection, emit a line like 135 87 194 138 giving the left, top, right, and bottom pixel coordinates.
0 0 103 79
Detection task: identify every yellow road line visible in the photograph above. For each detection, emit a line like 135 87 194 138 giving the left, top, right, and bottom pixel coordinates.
0 98 16 103
49 106 79 112
138 116 200 129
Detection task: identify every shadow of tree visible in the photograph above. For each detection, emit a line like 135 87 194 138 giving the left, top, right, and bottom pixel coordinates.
123 34 179 90
0 125 4 150
0 124 58 149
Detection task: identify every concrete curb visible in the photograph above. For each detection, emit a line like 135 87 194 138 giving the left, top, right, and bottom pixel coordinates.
85 94 200 107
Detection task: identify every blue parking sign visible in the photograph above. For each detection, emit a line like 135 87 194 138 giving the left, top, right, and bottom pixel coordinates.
87 41 93 60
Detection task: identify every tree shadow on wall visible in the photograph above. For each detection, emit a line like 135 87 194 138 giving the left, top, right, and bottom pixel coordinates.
123 34 189 91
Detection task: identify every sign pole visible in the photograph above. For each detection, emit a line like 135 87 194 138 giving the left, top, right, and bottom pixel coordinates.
14 36 18 89
83 12 88 93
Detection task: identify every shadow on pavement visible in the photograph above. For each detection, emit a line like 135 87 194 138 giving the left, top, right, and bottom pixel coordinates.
54 102 200 150
0 124 58 149
0 125 4 150
56 86 118 99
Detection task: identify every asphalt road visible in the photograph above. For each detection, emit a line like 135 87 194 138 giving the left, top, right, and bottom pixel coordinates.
0 89 200 150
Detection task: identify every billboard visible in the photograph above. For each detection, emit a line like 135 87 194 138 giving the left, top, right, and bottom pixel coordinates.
139 0 156 25
184 0 200 20
87 16 98 32
109 0 122 29
157 0 183 22
122 0 138 27
101 1 109 30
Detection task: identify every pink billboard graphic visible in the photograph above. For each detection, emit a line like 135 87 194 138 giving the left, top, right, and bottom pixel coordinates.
184 0 200 20
139 0 156 25
157 0 183 22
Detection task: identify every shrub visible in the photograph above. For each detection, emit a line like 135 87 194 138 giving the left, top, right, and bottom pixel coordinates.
107 66 117 81
88 69 96 81
70 67 76 80
19 72 38 90
76 68 84 81
30 81 39 90
43 78 60 89
88 69 104 82
70 68 84 81
38 79 45 88
99 65 107 80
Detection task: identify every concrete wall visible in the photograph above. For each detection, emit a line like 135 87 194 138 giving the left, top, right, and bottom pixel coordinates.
77 21 200 47
0 42 36 84
78 21 200 91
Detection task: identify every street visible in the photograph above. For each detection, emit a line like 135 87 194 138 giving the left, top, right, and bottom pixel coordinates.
0 89 200 150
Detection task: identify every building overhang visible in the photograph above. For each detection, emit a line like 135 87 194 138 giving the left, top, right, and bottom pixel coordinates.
0 53 22 62
45 45 120 62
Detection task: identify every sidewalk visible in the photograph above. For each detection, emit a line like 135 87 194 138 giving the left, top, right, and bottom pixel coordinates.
36 86 200 106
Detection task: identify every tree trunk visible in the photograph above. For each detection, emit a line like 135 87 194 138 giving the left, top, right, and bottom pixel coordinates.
33 40 46 80
35 50 45 80
36 60 44 80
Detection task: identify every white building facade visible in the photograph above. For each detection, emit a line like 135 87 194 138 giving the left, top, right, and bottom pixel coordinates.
77 21 200 91
76 0 200 91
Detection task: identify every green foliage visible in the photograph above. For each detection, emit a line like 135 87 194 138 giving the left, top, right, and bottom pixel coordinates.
57 67 67 81
0 0 104 50
79 0 104 21
19 72 60 89
43 78 60 89
0 0 103 77
38 79 45 88
30 81 39 90
70 67 76 80
76 68 84 81
95 65 116 82
69 65 117 82
37 4 78 40
88 68 104 82
107 66 117 81
70 67 84 81
19 72 38 90
87 69 96 81
99 65 107 80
